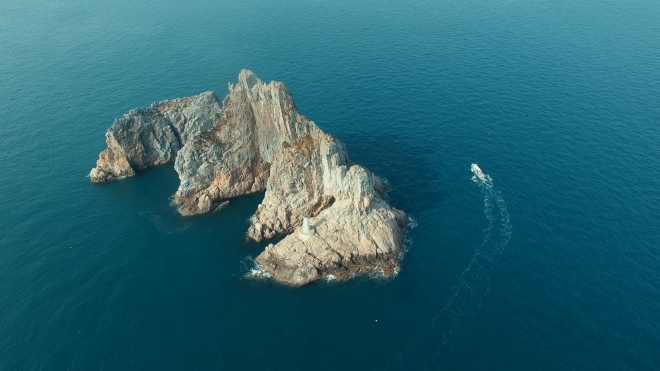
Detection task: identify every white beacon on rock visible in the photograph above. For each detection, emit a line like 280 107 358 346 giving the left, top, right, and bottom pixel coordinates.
298 217 315 241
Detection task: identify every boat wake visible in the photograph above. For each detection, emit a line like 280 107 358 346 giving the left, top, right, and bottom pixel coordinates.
391 165 512 369
430 166 511 356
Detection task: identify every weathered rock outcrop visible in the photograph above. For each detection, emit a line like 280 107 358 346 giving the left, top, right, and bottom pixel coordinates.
246 132 343 242
90 70 408 285
250 132 409 285
89 92 222 182
172 70 315 215
255 196 409 285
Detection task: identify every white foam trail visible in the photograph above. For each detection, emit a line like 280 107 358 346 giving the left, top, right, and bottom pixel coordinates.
391 166 512 369
429 172 511 358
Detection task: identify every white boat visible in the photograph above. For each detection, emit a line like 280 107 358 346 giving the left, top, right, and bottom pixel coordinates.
471 163 488 182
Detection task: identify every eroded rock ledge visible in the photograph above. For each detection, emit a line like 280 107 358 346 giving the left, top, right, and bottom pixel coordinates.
90 70 409 285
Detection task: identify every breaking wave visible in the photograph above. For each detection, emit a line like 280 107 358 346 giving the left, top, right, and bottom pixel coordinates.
240 257 272 281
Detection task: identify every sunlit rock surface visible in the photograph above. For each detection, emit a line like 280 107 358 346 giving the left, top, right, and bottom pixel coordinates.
90 70 408 285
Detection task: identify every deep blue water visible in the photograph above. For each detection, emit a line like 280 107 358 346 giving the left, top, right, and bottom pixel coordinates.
1 0 660 369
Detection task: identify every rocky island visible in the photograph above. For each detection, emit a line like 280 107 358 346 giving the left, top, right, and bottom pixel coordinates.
90 70 409 286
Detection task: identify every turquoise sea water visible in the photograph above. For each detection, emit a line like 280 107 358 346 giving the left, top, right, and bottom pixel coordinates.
1 0 660 369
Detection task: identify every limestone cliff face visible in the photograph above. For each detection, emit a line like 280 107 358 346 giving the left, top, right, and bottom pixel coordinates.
90 70 409 286
172 70 315 215
246 132 344 241
248 131 409 286
89 92 221 182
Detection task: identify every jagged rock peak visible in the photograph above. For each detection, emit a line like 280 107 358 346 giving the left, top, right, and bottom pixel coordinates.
90 70 409 286
171 70 317 216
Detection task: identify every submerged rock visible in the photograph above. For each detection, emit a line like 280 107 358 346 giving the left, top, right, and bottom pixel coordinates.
90 70 408 285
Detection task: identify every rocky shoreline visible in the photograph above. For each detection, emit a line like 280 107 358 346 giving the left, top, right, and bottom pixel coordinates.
91 70 409 286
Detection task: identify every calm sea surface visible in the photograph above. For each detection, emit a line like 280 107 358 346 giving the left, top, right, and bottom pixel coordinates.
1 0 659 370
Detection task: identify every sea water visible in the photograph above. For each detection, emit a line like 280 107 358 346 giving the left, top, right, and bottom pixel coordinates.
1 0 659 369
